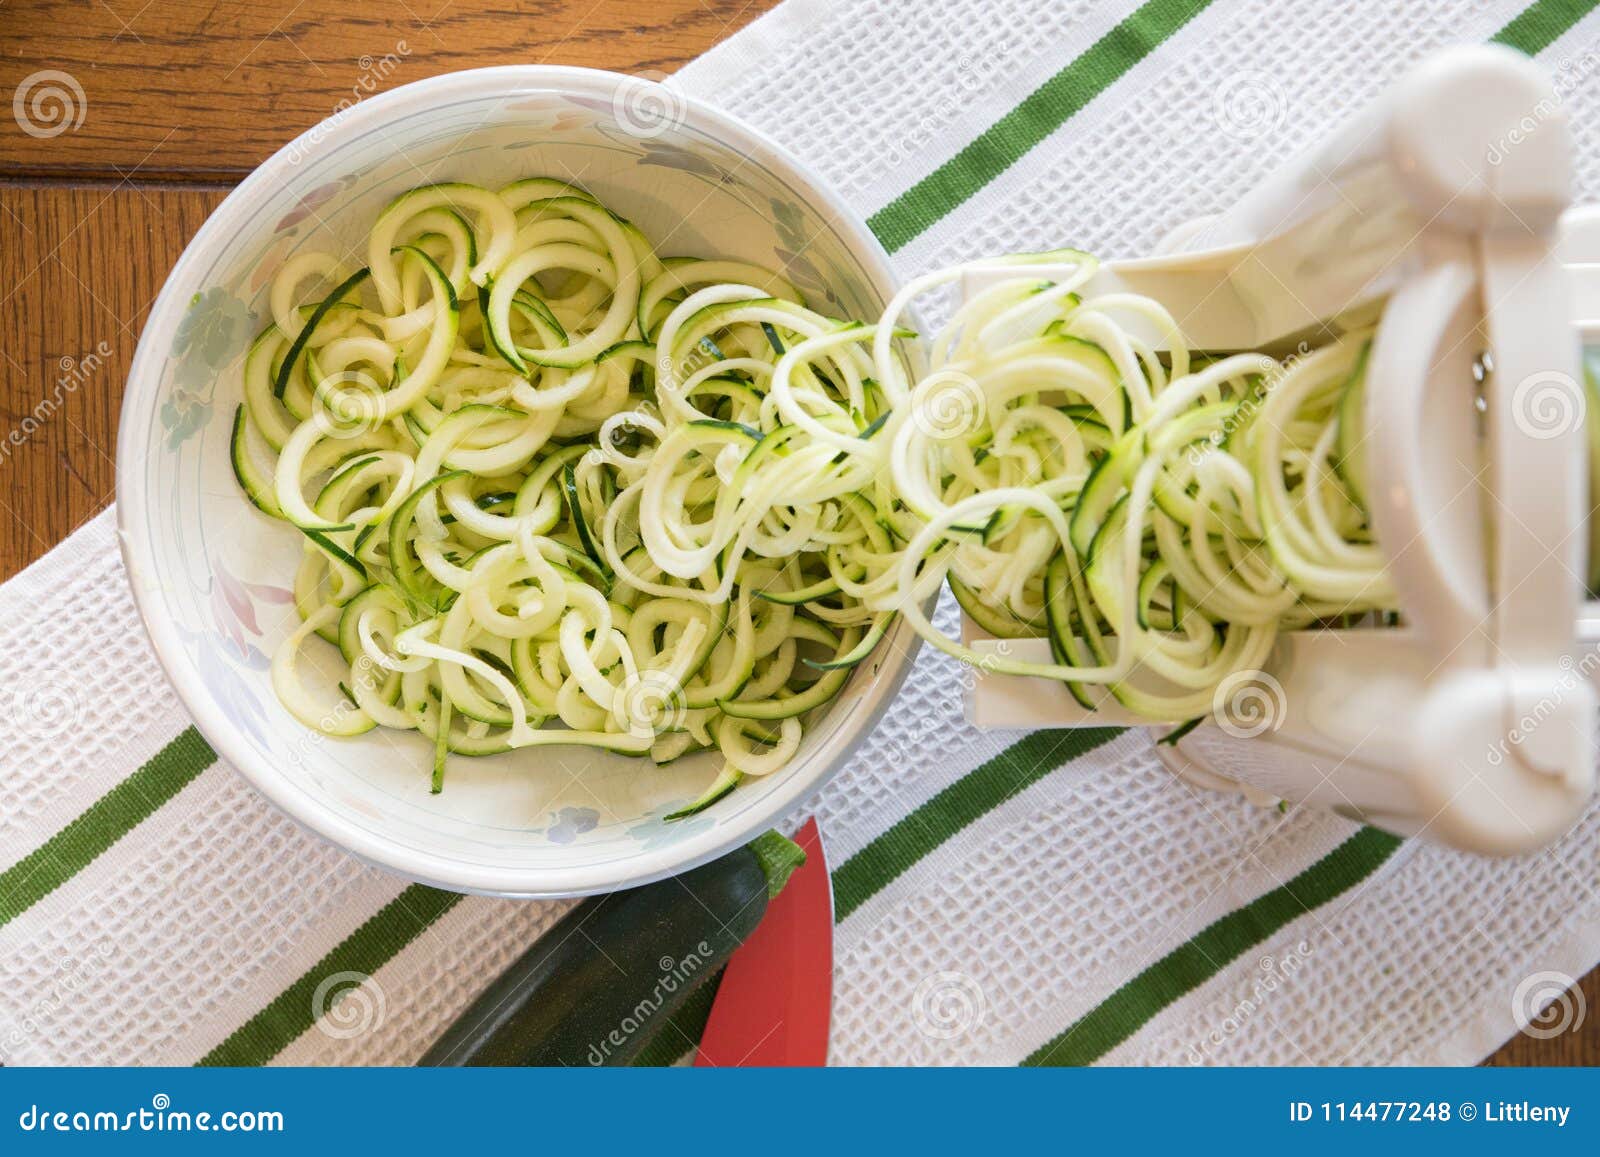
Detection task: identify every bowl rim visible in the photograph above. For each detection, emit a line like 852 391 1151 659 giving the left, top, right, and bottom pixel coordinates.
115 64 918 898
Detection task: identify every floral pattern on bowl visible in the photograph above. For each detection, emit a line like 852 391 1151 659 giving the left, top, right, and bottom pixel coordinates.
117 66 916 897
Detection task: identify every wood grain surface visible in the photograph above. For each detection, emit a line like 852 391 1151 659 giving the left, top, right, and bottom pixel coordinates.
0 184 229 570
1 0 1595 1067
1 0 775 179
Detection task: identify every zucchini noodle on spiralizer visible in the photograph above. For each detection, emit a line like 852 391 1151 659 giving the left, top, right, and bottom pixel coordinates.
854 250 1398 722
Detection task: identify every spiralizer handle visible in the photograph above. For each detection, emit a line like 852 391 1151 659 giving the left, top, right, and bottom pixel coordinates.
1374 46 1595 853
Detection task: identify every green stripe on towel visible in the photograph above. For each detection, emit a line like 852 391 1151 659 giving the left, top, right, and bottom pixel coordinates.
0 726 216 929
864 0 1598 255
1493 0 1600 53
832 728 1124 922
1022 826 1404 1066
867 0 1218 252
198 884 463 1067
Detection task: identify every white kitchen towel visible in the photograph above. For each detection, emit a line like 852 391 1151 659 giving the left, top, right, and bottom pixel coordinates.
4 0 1600 1066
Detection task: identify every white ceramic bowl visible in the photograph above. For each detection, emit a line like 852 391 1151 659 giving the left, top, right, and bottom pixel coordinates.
117 66 916 898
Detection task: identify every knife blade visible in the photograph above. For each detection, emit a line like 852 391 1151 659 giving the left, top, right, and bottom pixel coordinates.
695 817 833 1066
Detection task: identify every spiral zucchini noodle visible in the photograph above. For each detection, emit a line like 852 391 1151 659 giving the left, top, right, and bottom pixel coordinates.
233 178 1397 817
233 178 898 816
854 253 1396 719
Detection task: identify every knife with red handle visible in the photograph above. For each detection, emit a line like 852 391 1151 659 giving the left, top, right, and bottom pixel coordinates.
695 817 833 1066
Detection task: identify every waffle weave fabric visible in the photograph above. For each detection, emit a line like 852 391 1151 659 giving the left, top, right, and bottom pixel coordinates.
3 0 1599 1065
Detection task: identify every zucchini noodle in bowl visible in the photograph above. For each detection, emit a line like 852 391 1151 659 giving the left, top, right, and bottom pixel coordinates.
116 67 915 897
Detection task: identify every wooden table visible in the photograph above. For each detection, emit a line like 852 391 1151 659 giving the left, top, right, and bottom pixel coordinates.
2 0 1594 1066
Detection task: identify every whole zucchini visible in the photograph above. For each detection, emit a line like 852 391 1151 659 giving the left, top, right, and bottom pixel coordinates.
419 832 804 1066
